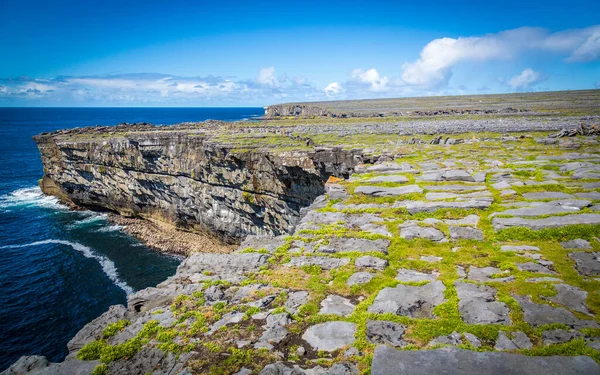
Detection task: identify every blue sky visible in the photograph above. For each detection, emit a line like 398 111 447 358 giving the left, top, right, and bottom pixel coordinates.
1 0 599 106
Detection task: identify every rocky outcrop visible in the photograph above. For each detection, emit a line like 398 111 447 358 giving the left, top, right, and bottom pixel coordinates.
34 125 363 243
263 104 530 118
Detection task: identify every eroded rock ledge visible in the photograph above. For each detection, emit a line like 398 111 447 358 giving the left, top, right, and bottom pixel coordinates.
34 124 363 243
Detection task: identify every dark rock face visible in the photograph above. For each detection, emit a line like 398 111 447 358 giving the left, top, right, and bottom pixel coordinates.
34 129 362 243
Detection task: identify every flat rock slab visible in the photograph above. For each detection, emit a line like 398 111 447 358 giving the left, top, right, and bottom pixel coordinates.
501 245 540 252
423 184 487 192
177 252 270 280
346 272 374 286
450 226 483 241
355 185 422 196
319 295 356 316
399 225 445 241
400 200 492 214
355 256 388 270
516 262 556 274
493 214 600 231
365 175 409 183
577 192 600 200
286 256 350 270
445 214 480 226
284 291 309 314
371 345 600 375
301 322 356 352
396 268 438 282
543 329 583 346
548 284 590 315
419 170 475 182
522 192 575 200
467 266 513 283
561 239 592 249
366 320 406 346
367 163 411 173
569 252 600 276
500 204 581 217
322 237 390 254
495 331 533 351
456 282 511 325
368 281 446 318
514 295 598 329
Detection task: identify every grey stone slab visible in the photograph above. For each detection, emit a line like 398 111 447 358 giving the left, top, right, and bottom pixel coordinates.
445 214 480 226
371 345 600 375
368 281 445 318
429 331 462 347
522 192 574 200
456 282 511 325
423 184 486 192
301 322 356 352
346 272 374 286
319 295 356 317
493 214 600 231
396 268 438 282
467 266 514 283
569 252 600 276
399 199 492 214
548 284 591 315
286 256 350 270
514 295 598 328
399 225 445 241
501 245 540 252
543 329 582 346
366 320 406 346
561 239 592 249
516 262 556 274
322 237 390 254
284 291 309 314
355 256 388 270
354 185 422 197
500 204 581 217
365 175 409 183
495 331 532 350
449 226 483 241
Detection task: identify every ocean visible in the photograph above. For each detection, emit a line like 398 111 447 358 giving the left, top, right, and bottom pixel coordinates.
0 107 264 370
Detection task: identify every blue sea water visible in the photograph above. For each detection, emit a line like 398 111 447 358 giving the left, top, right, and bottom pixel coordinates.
0 107 264 370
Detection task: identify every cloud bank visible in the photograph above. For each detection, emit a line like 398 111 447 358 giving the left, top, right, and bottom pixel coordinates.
401 25 600 88
1 25 598 105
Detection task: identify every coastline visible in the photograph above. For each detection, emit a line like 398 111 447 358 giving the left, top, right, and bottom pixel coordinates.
107 214 235 256
108 213 237 257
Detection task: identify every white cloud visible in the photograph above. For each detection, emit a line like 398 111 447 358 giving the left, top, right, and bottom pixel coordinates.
0 70 325 106
257 66 277 86
508 69 544 91
402 25 600 88
350 68 390 91
324 82 342 95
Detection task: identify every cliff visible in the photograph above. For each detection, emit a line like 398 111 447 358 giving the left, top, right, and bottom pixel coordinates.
34 123 363 243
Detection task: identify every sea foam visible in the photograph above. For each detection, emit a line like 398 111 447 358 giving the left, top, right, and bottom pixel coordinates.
0 186 67 211
0 239 134 295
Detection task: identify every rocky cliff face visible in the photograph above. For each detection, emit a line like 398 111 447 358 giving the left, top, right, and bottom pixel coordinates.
34 125 363 243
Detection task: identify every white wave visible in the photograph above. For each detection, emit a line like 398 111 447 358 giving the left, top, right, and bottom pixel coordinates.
0 186 68 211
69 214 108 228
0 239 134 295
97 224 124 232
